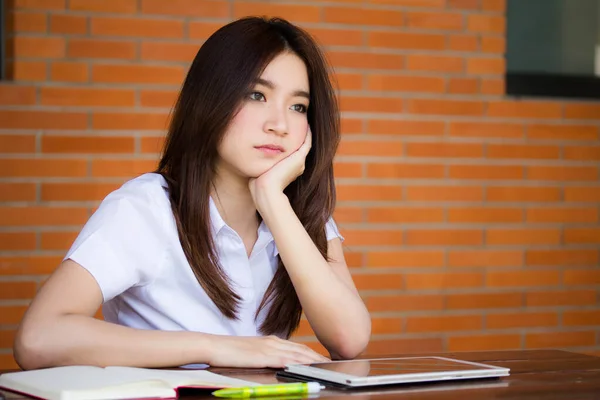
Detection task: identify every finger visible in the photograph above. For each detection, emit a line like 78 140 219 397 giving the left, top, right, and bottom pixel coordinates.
280 340 327 361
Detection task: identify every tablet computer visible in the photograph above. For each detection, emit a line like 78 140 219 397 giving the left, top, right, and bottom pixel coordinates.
283 356 510 387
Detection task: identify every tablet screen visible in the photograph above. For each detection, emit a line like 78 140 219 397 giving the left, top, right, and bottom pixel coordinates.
307 357 497 377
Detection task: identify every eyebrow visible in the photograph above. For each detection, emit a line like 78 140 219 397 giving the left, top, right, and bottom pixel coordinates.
253 78 310 100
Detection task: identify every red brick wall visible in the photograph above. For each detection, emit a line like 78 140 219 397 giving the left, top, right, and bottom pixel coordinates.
1 0 599 369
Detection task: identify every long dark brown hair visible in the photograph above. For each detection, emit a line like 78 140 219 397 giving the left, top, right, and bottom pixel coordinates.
156 16 340 338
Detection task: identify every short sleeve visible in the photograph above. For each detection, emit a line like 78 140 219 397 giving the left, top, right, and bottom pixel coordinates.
65 188 167 303
325 217 344 242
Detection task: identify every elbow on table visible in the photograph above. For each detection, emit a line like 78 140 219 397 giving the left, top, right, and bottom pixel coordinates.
330 324 371 360
13 325 53 370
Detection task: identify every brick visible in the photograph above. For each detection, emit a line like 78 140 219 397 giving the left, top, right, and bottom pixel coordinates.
234 3 319 21
353 273 403 290
367 294 444 312
140 136 165 153
564 228 600 244
486 270 560 288
326 51 404 70
564 104 600 120
339 140 401 157
10 11 47 32
40 231 79 250
481 0 506 11
563 270 600 285
141 0 228 17
92 112 170 130
69 0 136 13
368 0 445 7
481 78 504 94
487 144 560 159
367 207 444 223
565 188 600 202
0 354 18 370
140 42 198 63
449 334 520 351
50 14 87 34
0 256 63 275
486 187 561 202
526 290 597 307
467 14 505 33
0 206 89 226
0 281 37 299
0 159 87 177
367 163 445 178
449 165 524 180
333 207 363 223
51 62 88 83
448 250 523 268
406 55 463 72
366 338 443 355
42 136 134 153
91 17 184 38
485 312 558 329
344 252 363 268
69 39 136 60
341 119 363 134
11 0 65 10
340 97 403 113
369 32 445 50
0 183 36 201
0 134 36 153
447 207 522 223
94 64 184 84
405 186 483 202
366 251 445 268
371 318 403 335
563 310 600 327
446 292 522 309
41 183 121 202
406 11 463 30
486 229 561 245
487 101 562 119
294 319 314 337
139 90 178 108
405 142 483 158
448 34 478 51
10 36 65 58
526 250 599 267
8 61 47 81
447 0 479 9
368 75 444 93
406 315 482 333
408 99 485 116
188 22 224 40
334 162 362 178
0 232 36 251
526 331 596 349
481 36 505 53
406 229 482 245
344 230 403 246
467 57 505 74
334 73 363 91
448 78 478 94
0 305 28 324
368 120 445 136
324 7 403 26
529 166 598 181
0 329 16 348
91 160 158 177
40 87 135 107
449 122 524 139
526 207 598 223
528 125 598 141
337 185 403 201
307 28 363 46
564 146 600 161
405 272 483 290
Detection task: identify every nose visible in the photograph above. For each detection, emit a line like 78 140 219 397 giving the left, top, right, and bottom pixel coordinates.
262 103 288 136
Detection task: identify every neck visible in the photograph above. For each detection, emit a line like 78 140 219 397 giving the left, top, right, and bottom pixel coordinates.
210 168 259 236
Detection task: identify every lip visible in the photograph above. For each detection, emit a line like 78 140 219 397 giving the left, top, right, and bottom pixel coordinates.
255 144 284 152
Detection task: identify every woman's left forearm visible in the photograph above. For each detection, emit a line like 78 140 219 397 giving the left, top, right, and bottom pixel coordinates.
258 192 371 359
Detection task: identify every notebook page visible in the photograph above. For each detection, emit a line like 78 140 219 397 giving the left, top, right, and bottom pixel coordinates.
106 367 260 388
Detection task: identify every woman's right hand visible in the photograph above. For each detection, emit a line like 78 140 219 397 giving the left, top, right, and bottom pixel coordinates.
207 334 331 368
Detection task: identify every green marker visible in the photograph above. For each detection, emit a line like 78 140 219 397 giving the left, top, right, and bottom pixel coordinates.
212 382 323 398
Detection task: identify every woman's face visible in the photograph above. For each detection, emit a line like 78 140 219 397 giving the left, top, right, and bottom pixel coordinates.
216 51 310 180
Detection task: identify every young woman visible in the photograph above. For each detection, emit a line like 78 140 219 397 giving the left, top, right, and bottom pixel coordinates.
14 16 371 370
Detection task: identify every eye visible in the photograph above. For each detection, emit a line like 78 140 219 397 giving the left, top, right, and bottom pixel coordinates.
249 91 265 101
291 104 308 113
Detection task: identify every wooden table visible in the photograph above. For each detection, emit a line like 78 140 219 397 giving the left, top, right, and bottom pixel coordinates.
1 350 600 399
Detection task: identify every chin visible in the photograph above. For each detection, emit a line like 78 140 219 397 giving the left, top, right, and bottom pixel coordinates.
240 162 276 179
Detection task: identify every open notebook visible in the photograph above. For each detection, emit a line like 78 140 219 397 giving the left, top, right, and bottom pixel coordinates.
0 366 259 400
